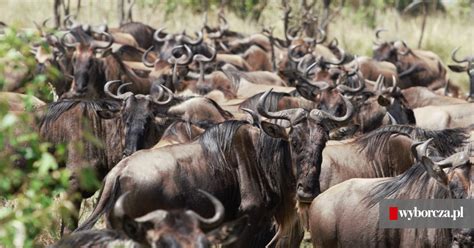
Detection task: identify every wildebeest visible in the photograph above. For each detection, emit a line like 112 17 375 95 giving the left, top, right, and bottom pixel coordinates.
309 140 473 247
75 119 301 247
60 29 122 98
373 30 455 94
52 190 248 248
320 124 468 192
39 81 174 233
401 86 466 108
413 102 474 130
448 47 474 100
256 89 354 203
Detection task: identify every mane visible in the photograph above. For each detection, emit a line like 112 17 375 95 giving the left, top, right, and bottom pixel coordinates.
162 120 203 143
198 120 248 173
364 163 449 207
39 99 122 171
355 129 410 164
221 68 242 91
204 97 234 120
239 91 291 112
374 125 468 157
40 99 120 131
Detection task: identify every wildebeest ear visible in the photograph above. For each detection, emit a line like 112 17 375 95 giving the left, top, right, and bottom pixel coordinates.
97 109 119 119
261 121 288 140
447 64 467 73
377 95 390 106
206 215 249 246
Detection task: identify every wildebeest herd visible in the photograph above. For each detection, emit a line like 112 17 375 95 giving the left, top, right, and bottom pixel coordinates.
2 7 474 248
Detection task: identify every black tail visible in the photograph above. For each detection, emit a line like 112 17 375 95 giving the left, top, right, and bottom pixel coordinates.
74 177 121 232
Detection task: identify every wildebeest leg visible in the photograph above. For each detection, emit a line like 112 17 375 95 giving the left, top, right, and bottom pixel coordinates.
60 174 82 236
275 218 304 248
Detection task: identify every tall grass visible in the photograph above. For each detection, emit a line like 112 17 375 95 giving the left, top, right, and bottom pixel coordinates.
2 0 472 92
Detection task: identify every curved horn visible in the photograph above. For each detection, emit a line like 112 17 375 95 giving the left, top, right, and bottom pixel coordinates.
63 14 77 29
104 80 134 100
186 189 225 229
303 58 319 78
60 31 79 48
347 59 360 77
218 12 229 32
241 108 261 126
387 112 397 125
410 138 432 161
92 32 114 50
416 138 433 160
180 31 203 46
193 46 216 63
315 27 326 44
451 46 468 63
257 89 292 121
397 40 410 56
309 94 354 122
117 82 133 95
391 75 398 94
153 27 171 43
142 45 155 68
375 28 388 40
374 74 385 92
329 38 339 47
337 74 365 94
285 27 299 42
168 45 193 65
288 44 305 63
149 85 174 105
434 145 470 168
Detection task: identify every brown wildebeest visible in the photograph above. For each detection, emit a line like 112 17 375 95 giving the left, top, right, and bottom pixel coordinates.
413 102 474 130
76 93 353 247
448 47 474 100
308 140 473 247
320 125 468 193
75 120 302 247
60 29 121 98
401 86 466 108
53 190 248 248
39 82 174 233
152 120 205 148
373 30 456 94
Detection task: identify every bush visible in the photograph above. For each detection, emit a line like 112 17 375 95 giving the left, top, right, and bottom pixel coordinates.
0 27 73 247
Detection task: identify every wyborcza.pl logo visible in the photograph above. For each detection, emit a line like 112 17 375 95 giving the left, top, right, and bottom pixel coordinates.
379 199 474 228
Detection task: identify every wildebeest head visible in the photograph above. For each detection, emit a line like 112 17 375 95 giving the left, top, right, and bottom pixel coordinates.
257 90 354 202
110 190 247 247
417 141 473 246
372 29 399 64
448 47 474 100
61 30 114 98
374 76 416 125
103 80 173 157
